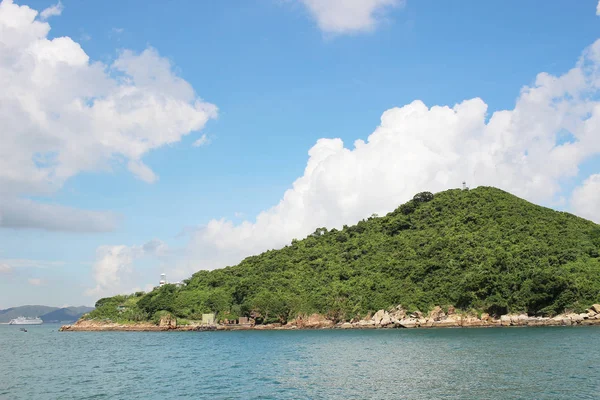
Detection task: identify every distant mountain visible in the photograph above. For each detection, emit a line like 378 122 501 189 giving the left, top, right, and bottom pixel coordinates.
40 307 94 323
0 306 58 322
0 305 94 323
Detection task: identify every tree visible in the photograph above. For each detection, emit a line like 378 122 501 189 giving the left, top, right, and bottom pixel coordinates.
413 191 434 203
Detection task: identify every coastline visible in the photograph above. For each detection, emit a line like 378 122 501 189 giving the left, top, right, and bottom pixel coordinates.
60 305 600 332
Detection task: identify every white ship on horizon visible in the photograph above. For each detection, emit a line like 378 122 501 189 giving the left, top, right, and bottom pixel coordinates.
9 316 43 325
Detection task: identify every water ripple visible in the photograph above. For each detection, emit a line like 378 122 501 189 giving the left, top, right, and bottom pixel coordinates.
1 325 600 399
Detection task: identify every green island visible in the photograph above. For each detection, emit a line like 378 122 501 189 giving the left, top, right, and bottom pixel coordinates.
74 187 600 330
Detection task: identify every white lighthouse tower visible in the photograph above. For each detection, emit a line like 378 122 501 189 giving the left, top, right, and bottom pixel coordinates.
159 273 167 287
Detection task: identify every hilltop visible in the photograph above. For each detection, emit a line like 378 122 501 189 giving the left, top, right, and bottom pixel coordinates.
88 187 600 325
0 306 94 323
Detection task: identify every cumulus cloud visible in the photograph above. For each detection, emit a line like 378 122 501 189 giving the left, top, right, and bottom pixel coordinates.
571 174 600 223
39 0 61 20
86 239 167 297
597 1 600 16
299 0 403 34
28 278 43 286
0 0 217 232
180 38 600 273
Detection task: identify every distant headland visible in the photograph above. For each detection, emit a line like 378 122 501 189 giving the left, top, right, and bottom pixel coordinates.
62 187 600 332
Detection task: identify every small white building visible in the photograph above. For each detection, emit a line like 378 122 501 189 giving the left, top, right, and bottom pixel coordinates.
202 313 215 325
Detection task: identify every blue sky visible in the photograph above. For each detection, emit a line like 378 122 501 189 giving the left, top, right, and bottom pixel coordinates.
1 0 600 308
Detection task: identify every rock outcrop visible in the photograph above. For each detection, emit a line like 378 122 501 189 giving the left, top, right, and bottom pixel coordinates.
60 305 600 332
159 314 177 329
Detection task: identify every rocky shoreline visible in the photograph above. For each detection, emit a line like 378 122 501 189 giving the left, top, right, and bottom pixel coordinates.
59 304 600 332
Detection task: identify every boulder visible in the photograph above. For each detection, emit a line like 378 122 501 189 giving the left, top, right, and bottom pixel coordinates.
418 318 430 327
587 309 597 317
357 319 375 327
373 309 386 325
551 315 572 326
340 322 352 329
591 304 600 314
380 313 392 327
581 319 600 326
567 313 583 324
480 313 490 322
390 306 406 320
500 315 511 326
447 305 455 315
159 314 177 329
398 318 418 328
509 314 528 326
301 313 334 328
429 306 445 321
405 319 420 328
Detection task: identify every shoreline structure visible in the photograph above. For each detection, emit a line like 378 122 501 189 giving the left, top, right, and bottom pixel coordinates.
59 304 600 332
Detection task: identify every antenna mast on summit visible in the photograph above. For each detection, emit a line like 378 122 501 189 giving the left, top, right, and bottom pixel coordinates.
462 181 467 190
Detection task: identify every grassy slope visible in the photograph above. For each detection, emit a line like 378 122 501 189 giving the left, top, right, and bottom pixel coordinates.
90 187 600 323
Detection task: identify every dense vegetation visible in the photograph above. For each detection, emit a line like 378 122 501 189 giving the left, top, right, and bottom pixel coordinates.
88 187 600 324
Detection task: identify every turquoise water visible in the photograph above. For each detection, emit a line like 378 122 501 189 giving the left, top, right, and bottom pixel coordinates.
1 325 599 399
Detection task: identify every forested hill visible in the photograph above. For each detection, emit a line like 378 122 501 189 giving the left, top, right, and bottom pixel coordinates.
90 187 600 324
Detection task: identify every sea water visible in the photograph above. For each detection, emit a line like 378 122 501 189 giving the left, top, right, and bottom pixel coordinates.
1 324 599 399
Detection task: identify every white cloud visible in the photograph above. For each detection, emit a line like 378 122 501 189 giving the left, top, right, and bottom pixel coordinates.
180 38 600 273
0 0 217 231
0 264 12 274
597 0 600 16
192 133 210 147
571 174 600 223
28 278 43 286
39 0 61 20
299 0 402 34
86 239 166 298
127 160 158 184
